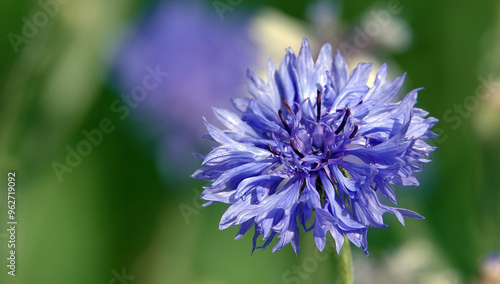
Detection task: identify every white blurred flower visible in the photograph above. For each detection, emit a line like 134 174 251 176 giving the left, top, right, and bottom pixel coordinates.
480 253 500 284
354 239 462 284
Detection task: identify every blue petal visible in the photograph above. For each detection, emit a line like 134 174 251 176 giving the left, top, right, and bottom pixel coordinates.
334 63 371 109
297 38 314 76
319 171 364 230
235 175 283 200
369 73 406 104
332 49 349 93
247 68 279 111
219 175 303 229
213 107 259 139
277 48 298 105
205 162 272 193
203 118 236 145
235 219 254 240
231 97 251 112
203 144 271 167
315 43 333 80
363 63 387 100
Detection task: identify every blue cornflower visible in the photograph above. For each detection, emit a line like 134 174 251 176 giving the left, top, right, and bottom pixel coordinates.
193 38 437 255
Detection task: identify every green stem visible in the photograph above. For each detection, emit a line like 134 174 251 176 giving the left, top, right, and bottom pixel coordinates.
338 236 353 284
315 180 353 283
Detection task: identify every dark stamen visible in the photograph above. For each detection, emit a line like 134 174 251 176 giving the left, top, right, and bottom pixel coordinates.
267 144 281 156
316 177 326 208
335 108 351 135
278 109 291 134
316 89 322 122
290 138 305 158
281 96 292 115
349 124 358 139
322 149 331 162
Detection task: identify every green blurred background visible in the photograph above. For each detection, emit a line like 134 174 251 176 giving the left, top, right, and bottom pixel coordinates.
1 0 499 283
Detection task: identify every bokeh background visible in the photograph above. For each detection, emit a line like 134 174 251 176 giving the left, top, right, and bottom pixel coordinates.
1 0 499 283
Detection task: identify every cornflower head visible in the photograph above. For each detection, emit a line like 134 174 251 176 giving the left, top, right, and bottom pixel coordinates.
193 38 437 255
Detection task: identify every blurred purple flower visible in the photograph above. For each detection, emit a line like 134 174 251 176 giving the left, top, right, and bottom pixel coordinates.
112 0 256 174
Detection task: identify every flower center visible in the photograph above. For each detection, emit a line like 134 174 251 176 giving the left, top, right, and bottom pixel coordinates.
266 90 359 173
